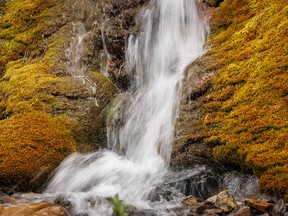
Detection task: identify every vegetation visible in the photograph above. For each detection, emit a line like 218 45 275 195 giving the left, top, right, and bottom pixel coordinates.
0 110 76 191
109 194 128 216
0 0 61 75
203 0 288 197
0 0 117 192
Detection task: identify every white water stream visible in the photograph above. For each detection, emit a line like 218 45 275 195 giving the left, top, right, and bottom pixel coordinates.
44 0 208 215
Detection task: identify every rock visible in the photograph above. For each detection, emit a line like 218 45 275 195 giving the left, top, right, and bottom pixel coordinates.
204 0 224 7
0 111 77 192
196 204 215 215
204 195 217 206
128 209 158 216
171 55 220 170
273 199 286 215
148 166 220 203
174 166 221 201
203 208 222 216
182 196 200 207
244 199 273 214
215 191 237 213
235 206 252 216
0 202 68 216
258 213 269 216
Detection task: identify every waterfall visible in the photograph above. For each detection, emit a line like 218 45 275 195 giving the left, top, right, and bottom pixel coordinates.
44 0 208 214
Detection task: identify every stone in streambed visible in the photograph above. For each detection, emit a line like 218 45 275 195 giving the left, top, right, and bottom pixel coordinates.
244 199 273 214
203 208 222 216
215 191 237 213
0 202 68 216
273 199 286 215
235 206 252 216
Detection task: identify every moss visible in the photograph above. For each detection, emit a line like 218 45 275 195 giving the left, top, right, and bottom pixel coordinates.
0 0 66 75
0 110 76 191
203 0 288 197
90 71 118 106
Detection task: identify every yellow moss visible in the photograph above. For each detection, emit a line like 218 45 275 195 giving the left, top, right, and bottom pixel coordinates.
0 110 76 190
0 60 63 115
204 0 288 197
0 0 59 70
90 71 118 106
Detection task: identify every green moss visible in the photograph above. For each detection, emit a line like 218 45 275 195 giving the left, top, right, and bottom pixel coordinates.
0 110 76 191
204 0 288 197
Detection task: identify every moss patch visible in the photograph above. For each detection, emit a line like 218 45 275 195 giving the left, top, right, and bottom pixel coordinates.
0 110 76 191
203 0 288 197
0 0 68 76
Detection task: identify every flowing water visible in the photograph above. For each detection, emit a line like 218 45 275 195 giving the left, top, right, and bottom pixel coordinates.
65 21 98 106
44 0 208 215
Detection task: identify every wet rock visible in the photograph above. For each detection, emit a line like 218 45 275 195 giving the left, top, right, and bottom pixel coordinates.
128 209 158 216
171 55 218 170
203 208 222 216
195 204 215 215
204 195 217 206
235 206 252 216
175 167 221 201
215 191 237 213
0 202 68 216
1 193 40 205
95 0 150 89
183 196 200 207
151 166 221 202
244 199 273 214
273 199 286 215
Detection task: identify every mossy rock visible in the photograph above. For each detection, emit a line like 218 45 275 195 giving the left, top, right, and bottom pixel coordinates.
200 0 288 198
0 111 76 192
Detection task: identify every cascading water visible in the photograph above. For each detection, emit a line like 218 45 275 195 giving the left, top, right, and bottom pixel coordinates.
66 22 98 106
44 0 208 215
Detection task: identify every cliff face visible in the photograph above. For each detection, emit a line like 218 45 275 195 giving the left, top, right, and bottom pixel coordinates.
0 0 147 192
174 0 288 198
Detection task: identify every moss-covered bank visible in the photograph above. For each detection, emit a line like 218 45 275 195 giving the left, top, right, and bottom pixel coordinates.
0 111 76 191
203 0 288 198
0 0 119 192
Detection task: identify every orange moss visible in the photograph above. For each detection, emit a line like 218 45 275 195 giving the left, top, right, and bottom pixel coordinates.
203 0 288 197
0 110 76 191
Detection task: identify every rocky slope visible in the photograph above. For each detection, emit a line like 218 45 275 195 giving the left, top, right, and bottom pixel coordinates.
0 0 148 193
173 0 288 199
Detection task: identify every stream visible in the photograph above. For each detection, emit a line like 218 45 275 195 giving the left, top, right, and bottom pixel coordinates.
4 0 262 215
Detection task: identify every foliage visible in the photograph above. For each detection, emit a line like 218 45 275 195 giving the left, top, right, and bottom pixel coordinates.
0 110 76 191
108 194 128 216
203 0 288 197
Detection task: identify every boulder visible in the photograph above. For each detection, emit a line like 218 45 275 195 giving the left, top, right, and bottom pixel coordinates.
204 195 217 206
203 208 222 216
244 199 273 214
215 191 237 213
235 206 252 216
273 199 286 215
0 202 68 216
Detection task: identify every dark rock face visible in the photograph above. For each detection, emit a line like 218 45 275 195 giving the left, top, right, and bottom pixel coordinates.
172 54 217 169
148 166 222 202
203 0 224 7
94 0 150 90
